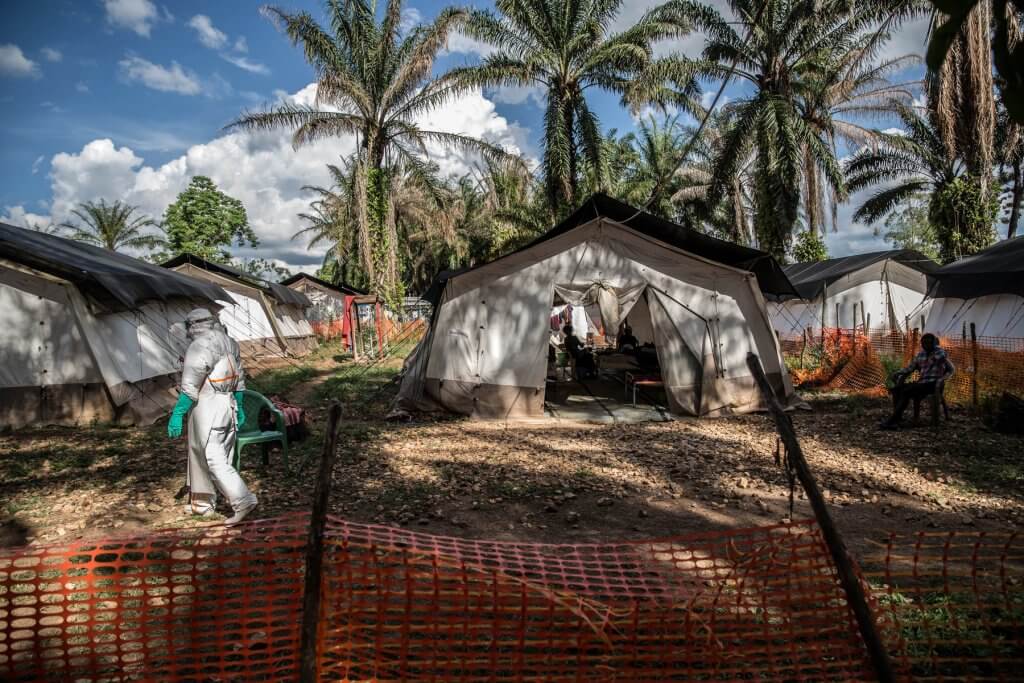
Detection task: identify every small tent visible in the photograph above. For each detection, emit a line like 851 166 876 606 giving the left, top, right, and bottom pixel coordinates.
768 250 937 339
397 194 799 419
163 254 316 357
0 223 228 428
924 236 1024 341
280 272 365 349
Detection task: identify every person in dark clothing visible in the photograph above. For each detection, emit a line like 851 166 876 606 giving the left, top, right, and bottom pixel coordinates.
617 324 638 352
562 324 596 379
880 333 955 429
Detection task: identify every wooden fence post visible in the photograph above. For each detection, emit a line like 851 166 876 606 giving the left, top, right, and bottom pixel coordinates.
865 314 871 355
300 402 343 683
746 353 895 682
970 323 979 410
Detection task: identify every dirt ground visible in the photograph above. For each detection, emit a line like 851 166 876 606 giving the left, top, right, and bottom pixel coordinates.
2 351 1022 563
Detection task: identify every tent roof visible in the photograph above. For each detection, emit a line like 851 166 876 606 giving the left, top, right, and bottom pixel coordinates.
928 236 1024 299
279 272 366 296
162 253 312 307
0 222 228 310
423 193 797 304
781 250 938 300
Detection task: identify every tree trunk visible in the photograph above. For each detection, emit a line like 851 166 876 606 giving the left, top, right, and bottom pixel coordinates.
1008 158 1022 238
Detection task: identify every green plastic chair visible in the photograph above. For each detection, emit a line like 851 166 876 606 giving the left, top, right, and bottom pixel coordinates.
233 390 289 471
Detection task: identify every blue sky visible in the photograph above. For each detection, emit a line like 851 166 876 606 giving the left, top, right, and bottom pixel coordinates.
0 0 935 270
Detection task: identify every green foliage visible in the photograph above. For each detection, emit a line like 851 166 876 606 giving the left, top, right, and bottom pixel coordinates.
451 0 699 213
929 175 999 263
59 199 161 253
879 200 941 261
237 258 291 281
791 230 829 263
161 176 257 263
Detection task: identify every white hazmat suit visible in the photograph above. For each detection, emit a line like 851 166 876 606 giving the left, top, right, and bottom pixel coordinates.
178 309 258 521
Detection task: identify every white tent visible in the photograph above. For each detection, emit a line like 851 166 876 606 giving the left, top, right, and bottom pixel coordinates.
0 223 229 428
924 236 1024 341
396 194 798 419
163 254 316 357
768 250 937 339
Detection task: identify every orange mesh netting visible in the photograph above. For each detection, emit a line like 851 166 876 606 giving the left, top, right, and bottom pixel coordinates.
865 530 1024 681
783 328 1024 403
3 515 1022 681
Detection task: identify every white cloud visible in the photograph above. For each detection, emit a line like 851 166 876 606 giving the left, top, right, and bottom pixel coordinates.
75 81 90 93
118 55 202 95
220 54 270 75
445 31 497 58
104 0 164 37
233 37 248 53
31 155 44 174
187 14 228 50
881 127 906 136
487 83 545 107
1 205 51 229
41 47 62 63
3 84 531 270
0 44 40 78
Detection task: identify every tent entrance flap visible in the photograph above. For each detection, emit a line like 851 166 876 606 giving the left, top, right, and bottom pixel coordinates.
553 282 646 338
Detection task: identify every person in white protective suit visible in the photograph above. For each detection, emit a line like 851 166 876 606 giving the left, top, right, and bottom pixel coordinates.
167 308 258 526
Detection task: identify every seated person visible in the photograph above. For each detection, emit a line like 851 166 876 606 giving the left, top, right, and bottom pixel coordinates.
617 324 639 352
562 324 597 379
880 333 954 430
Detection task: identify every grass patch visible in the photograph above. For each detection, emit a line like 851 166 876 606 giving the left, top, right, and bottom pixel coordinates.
247 364 317 396
877 587 1024 674
316 364 401 409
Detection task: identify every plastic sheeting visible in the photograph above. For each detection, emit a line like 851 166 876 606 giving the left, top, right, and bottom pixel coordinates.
927 235 1024 299
925 294 1024 339
0 223 227 311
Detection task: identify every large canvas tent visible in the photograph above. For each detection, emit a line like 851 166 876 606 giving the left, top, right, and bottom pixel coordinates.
281 272 364 349
0 223 228 428
924 236 1024 340
163 254 316 357
768 250 937 338
397 194 799 419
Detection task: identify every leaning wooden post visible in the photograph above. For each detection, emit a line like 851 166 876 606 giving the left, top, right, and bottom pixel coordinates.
746 353 895 683
300 402 343 683
970 323 979 410
864 314 871 357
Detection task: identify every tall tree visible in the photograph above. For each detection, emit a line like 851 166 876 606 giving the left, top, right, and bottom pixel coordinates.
448 0 700 215
682 0 880 259
161 176 257 263
59 199 161 252
229 0 517 305
845 103 998 263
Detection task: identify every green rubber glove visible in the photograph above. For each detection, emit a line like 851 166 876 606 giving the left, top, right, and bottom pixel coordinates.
234 391 246 429
167 393 195 439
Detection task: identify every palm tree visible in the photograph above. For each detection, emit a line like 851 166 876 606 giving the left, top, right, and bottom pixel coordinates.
58 199 161 252
682 0 881 259
295 161 365 287
229 0 519 304
672 111 756 244
845 103 997 262
447 0 700 215
798 29 920 235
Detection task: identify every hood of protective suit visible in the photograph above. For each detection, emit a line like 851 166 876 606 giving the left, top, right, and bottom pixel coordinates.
185 307 220 340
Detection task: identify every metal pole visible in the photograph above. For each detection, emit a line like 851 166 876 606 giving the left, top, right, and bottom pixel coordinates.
299 402 343 682
746 353 895 683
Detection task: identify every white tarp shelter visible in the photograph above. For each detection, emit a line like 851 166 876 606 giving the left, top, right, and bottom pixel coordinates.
768 250 937 339
924 236 1024 341
396 194 799 419
163 254 316 357
0 223 229 428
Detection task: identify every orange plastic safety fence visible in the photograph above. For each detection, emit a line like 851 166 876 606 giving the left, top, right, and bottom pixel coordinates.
0 514 307 681
316 517 877 681
312 319 347 341
782 328 1024 404
4 516 879 681
863 530 1024 681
